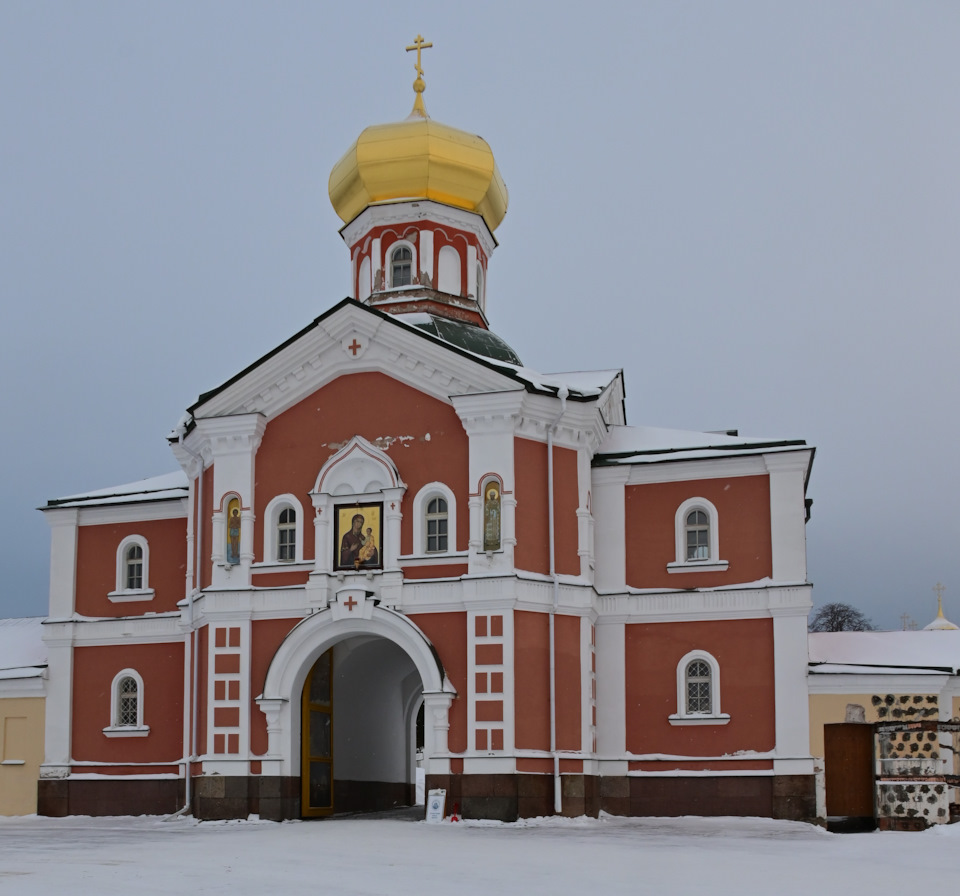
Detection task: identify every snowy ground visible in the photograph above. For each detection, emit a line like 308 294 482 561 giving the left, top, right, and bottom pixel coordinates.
0 812 956 895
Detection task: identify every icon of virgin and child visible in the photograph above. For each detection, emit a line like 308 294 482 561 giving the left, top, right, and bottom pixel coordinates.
339 512 379 568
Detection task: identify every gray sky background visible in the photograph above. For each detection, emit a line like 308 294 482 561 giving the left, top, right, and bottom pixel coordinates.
2 2 958 630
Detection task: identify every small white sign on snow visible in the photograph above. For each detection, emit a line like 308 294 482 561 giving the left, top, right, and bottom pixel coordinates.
425 789 446 823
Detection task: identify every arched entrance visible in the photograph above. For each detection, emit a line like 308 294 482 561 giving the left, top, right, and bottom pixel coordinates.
258 595 455 819
300 635 425 815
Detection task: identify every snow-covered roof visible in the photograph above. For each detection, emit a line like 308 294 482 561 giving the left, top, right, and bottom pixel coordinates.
482 361 621 398
391 311 621 398
45 471 188 509
808 630 960 675
594 425 809 465
0 617 47 681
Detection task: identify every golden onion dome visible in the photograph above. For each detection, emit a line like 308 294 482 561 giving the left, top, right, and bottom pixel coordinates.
328 51 508 232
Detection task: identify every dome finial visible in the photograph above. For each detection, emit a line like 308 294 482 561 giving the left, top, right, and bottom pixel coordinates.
923 582 959 630
405 33 433 118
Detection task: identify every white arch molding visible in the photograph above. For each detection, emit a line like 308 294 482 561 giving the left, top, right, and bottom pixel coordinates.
256 604 456 778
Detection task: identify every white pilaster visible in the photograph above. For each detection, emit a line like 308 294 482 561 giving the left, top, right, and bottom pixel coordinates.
452 391 525 575
383 486 405 569
765 451 811 583
422 691 454 775
420 228 434 285
466 244 478 297
194 414 267 588
39 630 73 774
45 508 79 619
594 621 626 773
772 605 815 775
591 467 629 592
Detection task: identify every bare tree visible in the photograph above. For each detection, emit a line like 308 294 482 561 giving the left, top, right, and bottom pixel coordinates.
809 602 875 632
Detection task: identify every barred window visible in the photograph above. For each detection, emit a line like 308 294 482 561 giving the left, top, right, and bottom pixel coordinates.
116 676 139 727
685 660 712 714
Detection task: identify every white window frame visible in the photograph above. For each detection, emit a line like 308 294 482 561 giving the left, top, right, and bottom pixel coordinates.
262 494 305 564
411 482 458 557
667 496 728 573
108 534 155 603
103 668 150 737
388 240 416 290
668 650 730 726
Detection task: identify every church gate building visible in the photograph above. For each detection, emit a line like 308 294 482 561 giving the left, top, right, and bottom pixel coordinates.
38 44 817 822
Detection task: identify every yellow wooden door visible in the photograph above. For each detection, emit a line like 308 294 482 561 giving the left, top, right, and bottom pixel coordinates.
301 650 334 817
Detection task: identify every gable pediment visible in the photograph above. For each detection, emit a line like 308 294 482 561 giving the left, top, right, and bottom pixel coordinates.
186 299 523 424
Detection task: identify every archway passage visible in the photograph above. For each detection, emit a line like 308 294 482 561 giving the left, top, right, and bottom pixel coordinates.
300 635 425 817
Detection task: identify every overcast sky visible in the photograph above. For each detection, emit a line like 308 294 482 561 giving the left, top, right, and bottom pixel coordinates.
2 2 958 630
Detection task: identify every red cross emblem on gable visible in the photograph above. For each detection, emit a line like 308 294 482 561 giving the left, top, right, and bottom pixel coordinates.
342 334 368 359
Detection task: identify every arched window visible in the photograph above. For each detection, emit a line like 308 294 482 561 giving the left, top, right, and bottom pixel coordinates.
116 675 139 726
263 495 305 564
668 497 728 573
438 245 461 295
685 659 712 714
109 535 153 602
103 669 149 736
124 544 144 590
278 507 297 561
410 482 457 557
425 497 448 553
669 650 729 725
390 245 413 287
685 510 709 560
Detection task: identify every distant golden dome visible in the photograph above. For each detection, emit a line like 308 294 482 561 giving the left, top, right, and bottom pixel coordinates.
328 97 508 232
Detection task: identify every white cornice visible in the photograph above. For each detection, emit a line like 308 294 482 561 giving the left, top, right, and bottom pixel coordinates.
0 676 46 698
42 507 80 528
808 672 951 694
193 414 268 457
622 454 769 483
451 390 526 435
41 614 183 645
764 450 813 475
76 499 187 527
595 584 813 624
340 201 497 258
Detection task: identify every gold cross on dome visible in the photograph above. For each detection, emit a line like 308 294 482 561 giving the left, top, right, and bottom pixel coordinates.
406 34 433 79
934 582 945 601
